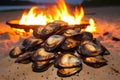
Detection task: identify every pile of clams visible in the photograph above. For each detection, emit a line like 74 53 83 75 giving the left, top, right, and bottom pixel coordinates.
9 21 110 77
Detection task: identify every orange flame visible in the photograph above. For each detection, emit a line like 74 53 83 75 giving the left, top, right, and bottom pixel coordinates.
19 0 96 33
85 18 96 33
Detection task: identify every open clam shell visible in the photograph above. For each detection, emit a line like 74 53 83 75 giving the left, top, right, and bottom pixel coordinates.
92 39 110 55
54 53 82 68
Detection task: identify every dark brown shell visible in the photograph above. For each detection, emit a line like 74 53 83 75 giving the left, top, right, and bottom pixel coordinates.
52 20 68 27
32 60 54 72
32 48 56 61
92 39 110 55
57 67 82 77
77 39 110 57
83 56 107 68
22 38 43 51
44 35 66 51
54 53 82 68
61 38 78 51
33 23 61 39
63 29 80 37
33 26 45 38
9 46 25 58
80 32 93 42
15 52 33 64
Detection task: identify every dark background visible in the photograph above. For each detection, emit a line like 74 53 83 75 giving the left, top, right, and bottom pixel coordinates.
0 0 120 6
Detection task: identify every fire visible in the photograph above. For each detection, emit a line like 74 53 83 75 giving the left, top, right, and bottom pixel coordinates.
85 18 96 33
12 28 33 36
19 7 47 25
19 0 96 33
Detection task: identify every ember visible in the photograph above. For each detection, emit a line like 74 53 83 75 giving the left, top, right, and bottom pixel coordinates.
9 21 110 77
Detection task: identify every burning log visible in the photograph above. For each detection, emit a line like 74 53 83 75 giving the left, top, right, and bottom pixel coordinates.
9 21 110 77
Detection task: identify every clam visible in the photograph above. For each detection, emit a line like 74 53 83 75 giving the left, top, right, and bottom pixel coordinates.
15 52 33 64
92 39 110 55
73 51 82 58
32 60 54 72
77 39 110 57
63 29 80 37
32 48 56 61
83 56 107 68
33 26 45 39
61 38 78 51
80 32 93 42
77 41 100 57
9 46 25 58
44 35 66 51
52 20 68 27
57 67 82 77
33 23 61 39
54 53 82 68
22 38 43 51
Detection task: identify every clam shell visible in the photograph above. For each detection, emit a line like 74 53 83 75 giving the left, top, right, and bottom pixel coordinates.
83 56 107 68
33 23 61 39
63 29 80 37
80 32 93 42
33 26 45 39
52 20 68 27
22 38 43 51
57 67 82 77
32 60 54 72
15 52 33 64
32 48 56 61
61 38 78 51
9 46 25 58
44 35 66 51
54 53 82 68
77 39 110 57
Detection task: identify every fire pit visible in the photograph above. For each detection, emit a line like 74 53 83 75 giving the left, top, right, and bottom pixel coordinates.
6 0 96 34
6 19 89 31
6 19 40 31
